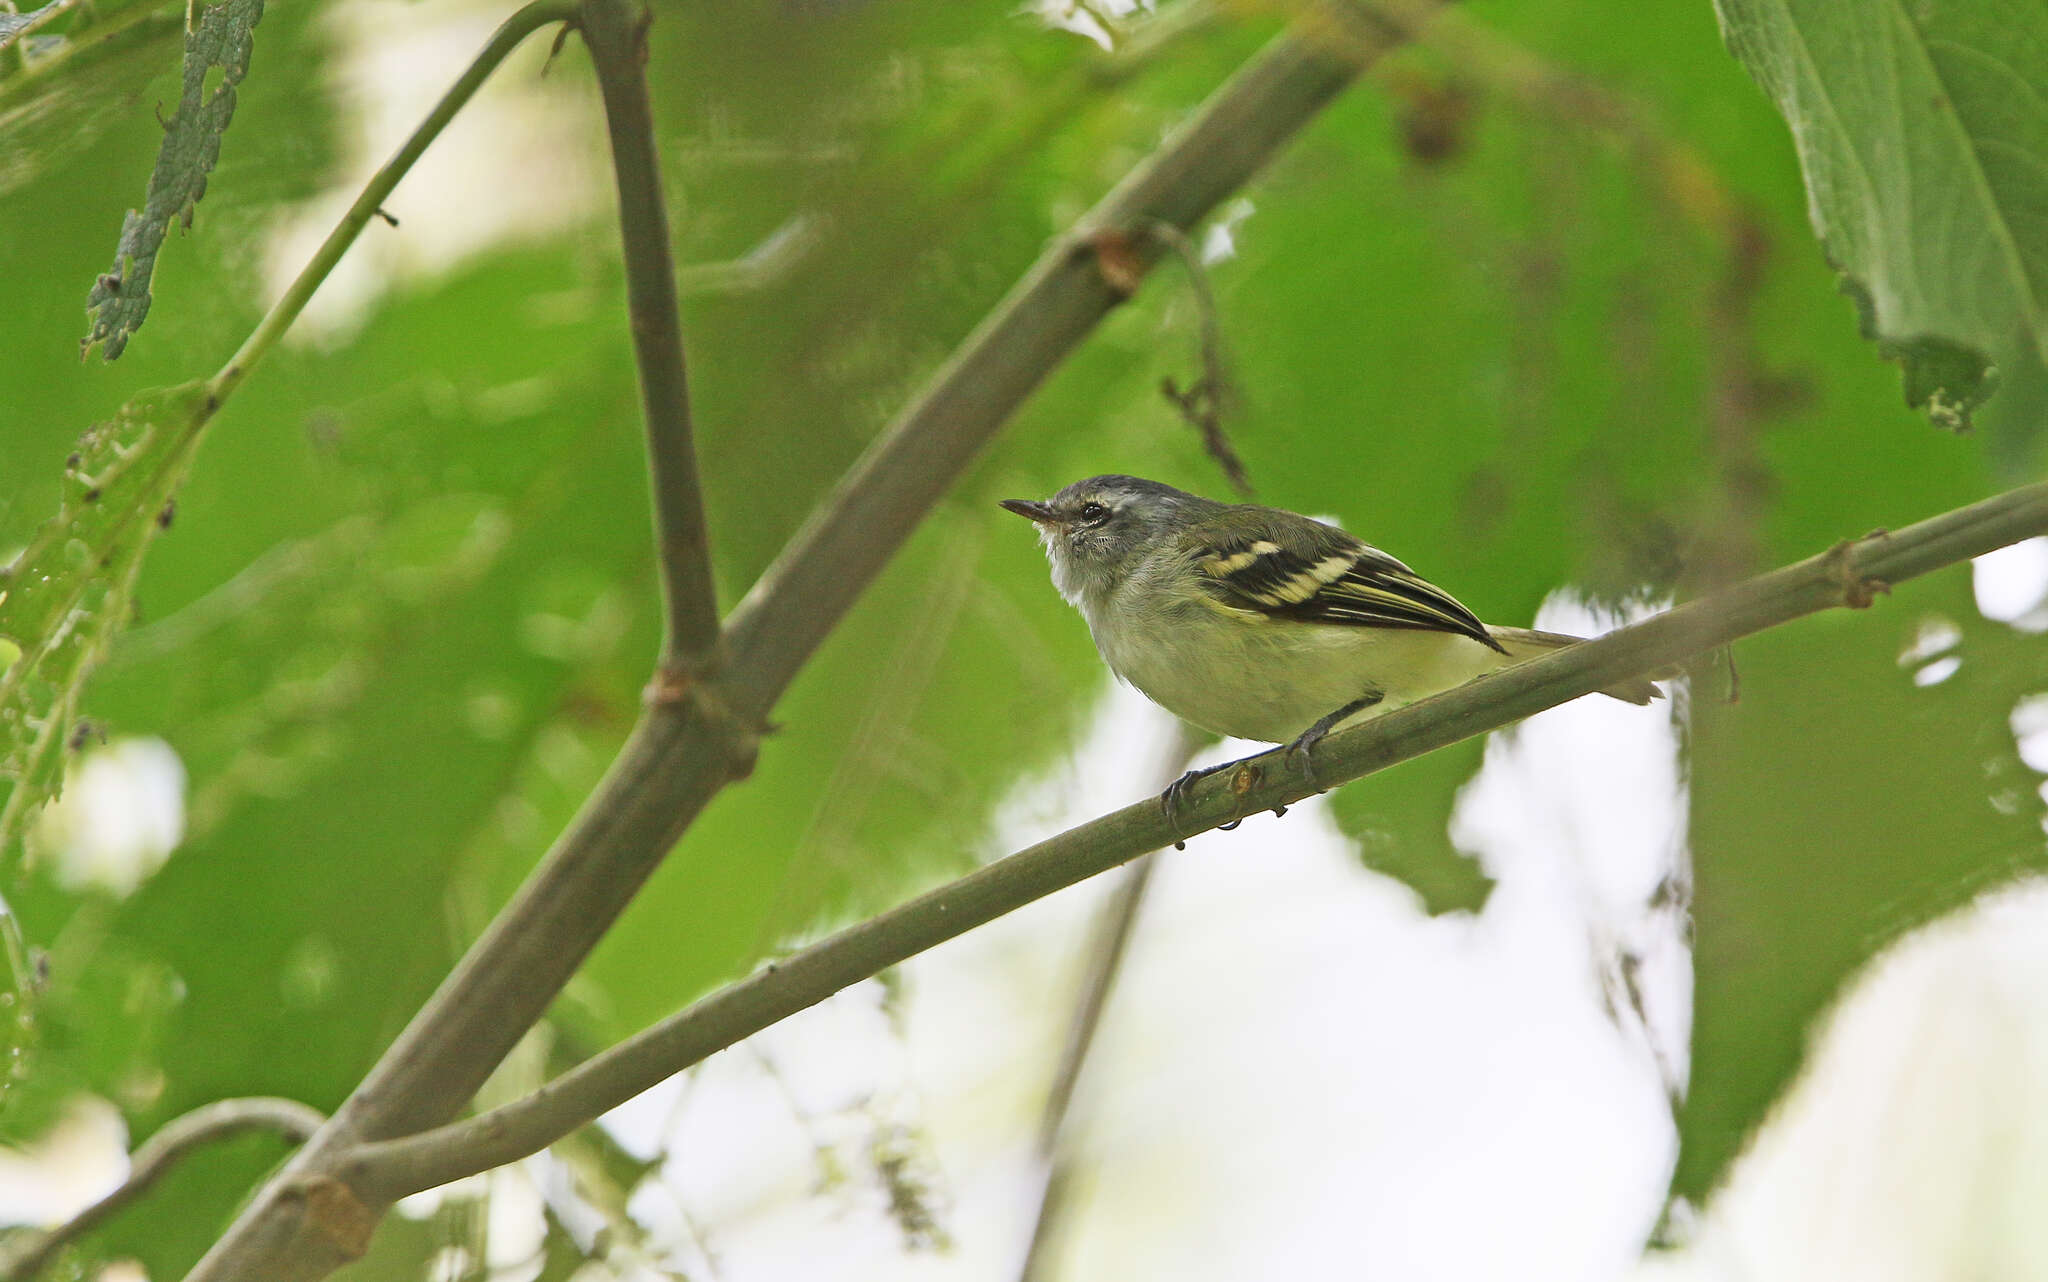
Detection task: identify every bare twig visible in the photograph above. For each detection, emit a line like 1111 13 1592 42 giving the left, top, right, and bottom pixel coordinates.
673 214 824 297
1019 724 1204 1269
338 481 2048 1199
1032 722 1203 1162
1149 221 1251 496
1035 861 1158 1157
0 1097 324 1280
1018 725 1201 1282
206 0 577 407
581 0 720 666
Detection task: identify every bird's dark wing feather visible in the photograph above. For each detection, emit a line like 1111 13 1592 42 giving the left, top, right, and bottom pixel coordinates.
1191 517 1505 653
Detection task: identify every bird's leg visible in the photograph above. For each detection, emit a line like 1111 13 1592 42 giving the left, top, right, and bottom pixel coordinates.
1161 760 1235 846
1284 691 1384 791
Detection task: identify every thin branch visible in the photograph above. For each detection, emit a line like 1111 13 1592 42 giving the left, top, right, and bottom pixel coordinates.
673 214 823 297
1011 727 1204 1281
1018 727 1202 1282
0 1097 324 1281
339 481 2048 1198
205 0 577 408
1034 860 1159 1157
580 0 720 665
182 10 1420 1279
1031 722 1202 1160
1148 221 1250 496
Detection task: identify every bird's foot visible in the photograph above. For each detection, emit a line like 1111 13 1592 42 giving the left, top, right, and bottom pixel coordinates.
1161 761 1233 848
1283 725 1330 792
1283 691 1384 794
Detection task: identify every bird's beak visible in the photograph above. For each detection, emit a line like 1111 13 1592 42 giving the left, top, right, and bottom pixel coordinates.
999 498 1057 525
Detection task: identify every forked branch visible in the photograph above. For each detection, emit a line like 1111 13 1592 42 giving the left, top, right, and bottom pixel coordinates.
185 5 1411 1280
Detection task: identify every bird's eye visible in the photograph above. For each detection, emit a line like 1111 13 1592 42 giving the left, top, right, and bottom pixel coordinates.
1078 501 1109 523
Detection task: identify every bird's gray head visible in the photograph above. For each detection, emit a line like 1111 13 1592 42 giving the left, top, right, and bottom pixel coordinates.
1000 474 1201 606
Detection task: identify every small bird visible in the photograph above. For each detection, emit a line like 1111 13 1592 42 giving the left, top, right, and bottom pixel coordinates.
1001 474 1657 789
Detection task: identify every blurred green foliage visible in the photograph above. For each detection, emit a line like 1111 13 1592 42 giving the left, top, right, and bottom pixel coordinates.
1 384 208 876
0 0 2043 1275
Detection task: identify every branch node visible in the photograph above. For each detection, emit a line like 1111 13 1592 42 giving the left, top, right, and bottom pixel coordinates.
641 660 701 709
1825 538 1891 609
643 659 768 781
1082 227 1148 297
1146 219 1251 496
289 1176 376 1260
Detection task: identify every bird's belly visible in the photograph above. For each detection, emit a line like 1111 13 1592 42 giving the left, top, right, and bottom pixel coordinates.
1094 609 1510 744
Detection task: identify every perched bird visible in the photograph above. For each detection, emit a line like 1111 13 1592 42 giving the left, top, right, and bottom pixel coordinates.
1001 474 1657 788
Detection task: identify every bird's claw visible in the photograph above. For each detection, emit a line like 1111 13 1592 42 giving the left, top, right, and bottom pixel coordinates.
1161 761 1237 845
1284 729 1326 792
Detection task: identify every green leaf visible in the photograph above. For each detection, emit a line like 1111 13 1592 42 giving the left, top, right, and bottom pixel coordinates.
1678 575 2048 1201
81 0 264 360
1715 0 2048 430
0 382 211 862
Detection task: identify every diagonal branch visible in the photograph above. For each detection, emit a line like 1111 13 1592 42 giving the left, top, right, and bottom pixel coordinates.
182 7 1408 1280
581 0 720 665
0 1097 324 1281
337 480 2048 1200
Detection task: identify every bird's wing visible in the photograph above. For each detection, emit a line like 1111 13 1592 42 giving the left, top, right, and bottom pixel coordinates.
1189 512 1506 653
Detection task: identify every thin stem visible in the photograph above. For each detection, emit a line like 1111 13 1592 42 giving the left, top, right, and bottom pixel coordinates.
0 1097 324 1281
1147 220 1250 496
581 0 720 664
1034 858 1159 1157
1017 727 1198 1282
204 0 576 407
341 481 2048 1199
1016 727 1204 1282
1031 722 1203 1161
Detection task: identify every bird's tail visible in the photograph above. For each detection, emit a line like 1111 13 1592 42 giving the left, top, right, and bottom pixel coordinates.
1487 627 1665 706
